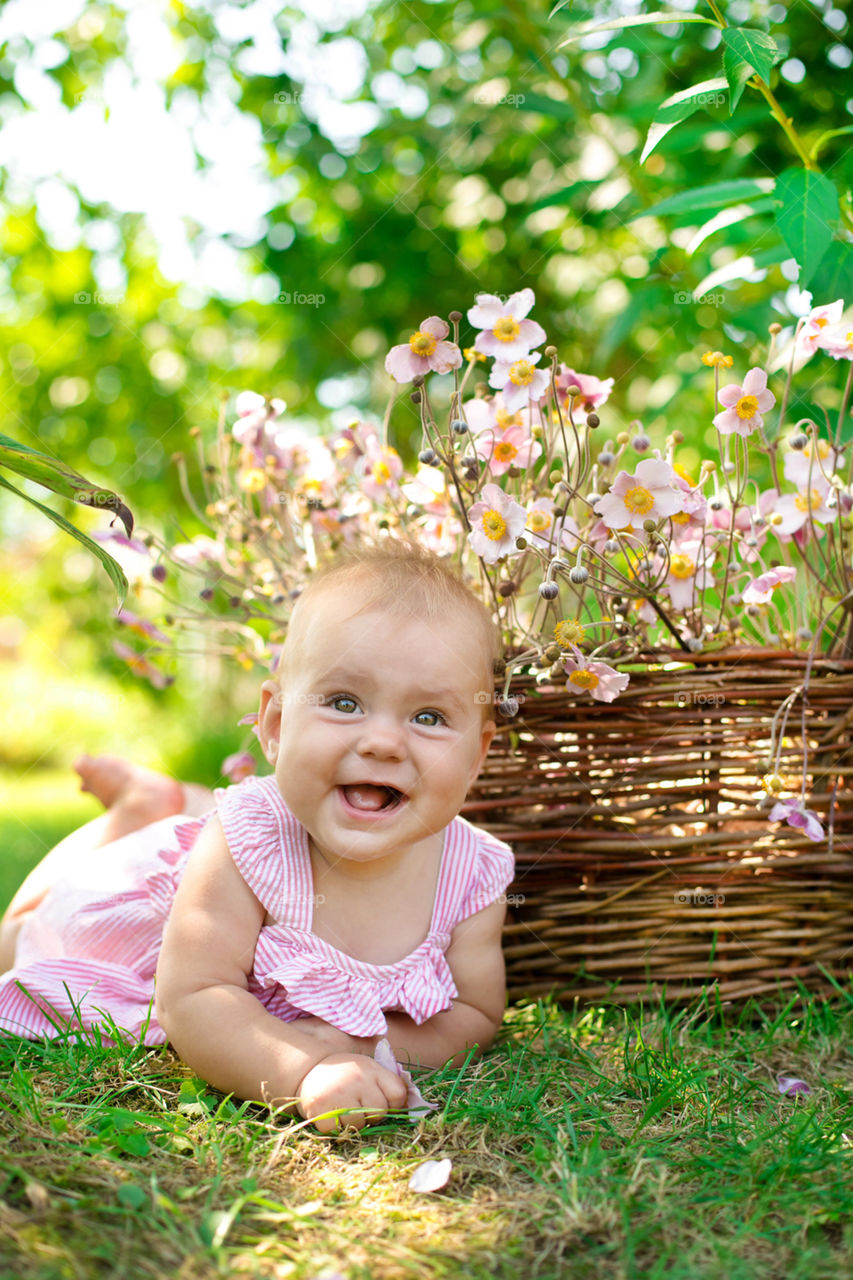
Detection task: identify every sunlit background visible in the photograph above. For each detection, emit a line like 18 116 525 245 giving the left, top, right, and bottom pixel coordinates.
0 0 850 837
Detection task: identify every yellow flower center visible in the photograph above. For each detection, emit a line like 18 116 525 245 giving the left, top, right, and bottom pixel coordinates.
509 359 535 387
526 508 552 533
735 394 759 420
409 330 438 357
815 316 829 329
493 315 520 342
238 467 268 493
702 351 733 368
481 508 507 540
494 440 518 463
569 669 599 691
671 510 690 525
762 773 784 794
623 484 655 515
372 461 392 484
794 488 822 512
555 619 585 646
669 553 695 580
495 408 523 429
463 347 486 362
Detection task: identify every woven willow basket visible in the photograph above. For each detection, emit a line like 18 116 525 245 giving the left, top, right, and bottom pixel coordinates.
462 648 853 1004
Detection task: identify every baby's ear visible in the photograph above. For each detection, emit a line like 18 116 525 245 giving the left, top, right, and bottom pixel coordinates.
258 679 283 762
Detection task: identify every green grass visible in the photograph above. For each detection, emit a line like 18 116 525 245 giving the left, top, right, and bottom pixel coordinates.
2 995 853 1278
0 770 99 911
3 786 853 1277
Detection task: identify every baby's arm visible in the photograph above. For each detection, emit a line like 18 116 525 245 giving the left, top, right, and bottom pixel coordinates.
155 816 406 1128
382 898 507 1069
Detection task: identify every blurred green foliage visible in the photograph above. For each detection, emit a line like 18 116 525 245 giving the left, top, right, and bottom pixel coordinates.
0 0 850 771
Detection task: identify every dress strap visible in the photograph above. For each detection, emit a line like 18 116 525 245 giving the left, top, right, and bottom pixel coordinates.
214 775 311 926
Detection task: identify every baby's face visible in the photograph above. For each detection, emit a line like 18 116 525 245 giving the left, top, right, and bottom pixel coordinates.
258 587 496 868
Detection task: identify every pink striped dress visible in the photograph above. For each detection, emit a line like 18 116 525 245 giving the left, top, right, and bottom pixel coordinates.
0 775 515 1045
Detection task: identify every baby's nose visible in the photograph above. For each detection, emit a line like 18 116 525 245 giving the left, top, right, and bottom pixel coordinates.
356 714 407 757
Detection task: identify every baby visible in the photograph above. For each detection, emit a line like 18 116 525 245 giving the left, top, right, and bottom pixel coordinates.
0 541 515 1132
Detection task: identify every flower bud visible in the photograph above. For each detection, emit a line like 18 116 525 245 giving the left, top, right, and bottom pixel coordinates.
515 536 527 549
549 470 563 485
497 695 519 718
200 587 214 601
449 310 462 323
632 434 650 452
419 448 439 465
686 636 703 653
544 643 562 662
768 322 782 335
604 539 619 554
586 413 600 428
565 384 581 398
151 564 167 583
598 451 614 466
569 566 589 584
642 518 657 532
796 627 813 642
545 345 558 358
461 454 477 468
452 418 468 434
671 430 684 443
790 433 808 450
411 374 425 388
498 580 517 597
410 390 422 404
539 581 559 600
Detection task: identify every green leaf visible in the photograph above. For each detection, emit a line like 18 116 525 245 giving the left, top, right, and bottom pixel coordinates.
0 433 133 536
0 471 128 606
640 77 728 163
774 168 840 286
558 10 718 48
722 28 780 112
807 241 853 304
514 92 575 124
631 178 774 221
117 1184 148 1210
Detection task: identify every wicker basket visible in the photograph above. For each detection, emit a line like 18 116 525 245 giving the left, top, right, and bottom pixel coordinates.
462 648 853 1004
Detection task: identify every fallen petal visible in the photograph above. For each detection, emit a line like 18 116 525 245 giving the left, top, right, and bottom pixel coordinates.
408 1158 452 1192
778 1075 812 1097
373 1038 437 1123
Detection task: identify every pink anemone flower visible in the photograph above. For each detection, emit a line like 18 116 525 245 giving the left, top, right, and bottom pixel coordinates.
468 288 546 361
563 644 630 703
661 541 715 612
797 299 844 356
738 565 797 604
769 797 824 843
593 458 685 530
556 367 614 412
221 751 256 783
713 368 775 437
466 484 527 563
488 352 549 413
473 423 542 476
385 317 462 383
817 323 853 361
783 439 837 487
524 497 580 552
770 479 837 535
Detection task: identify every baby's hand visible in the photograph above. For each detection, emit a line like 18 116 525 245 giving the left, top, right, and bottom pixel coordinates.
297 1052 409 1133
296 1015 378 1058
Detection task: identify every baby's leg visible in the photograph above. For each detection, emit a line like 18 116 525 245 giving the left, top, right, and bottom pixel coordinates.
0 755 215 970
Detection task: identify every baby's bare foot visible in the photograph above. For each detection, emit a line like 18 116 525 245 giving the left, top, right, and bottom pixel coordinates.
74 754 186 838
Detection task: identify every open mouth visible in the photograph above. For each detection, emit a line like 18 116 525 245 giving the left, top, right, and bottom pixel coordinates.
340 783 406 813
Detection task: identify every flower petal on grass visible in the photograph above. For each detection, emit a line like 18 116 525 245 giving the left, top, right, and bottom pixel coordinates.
374 1037 437 1123
408 1158 452 1192
778 1076 812 1097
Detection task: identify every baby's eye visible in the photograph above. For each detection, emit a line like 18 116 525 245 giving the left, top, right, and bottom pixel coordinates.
413 709 445 727
329 695 359 714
